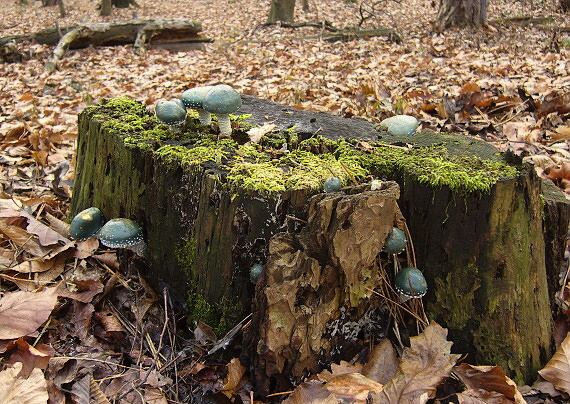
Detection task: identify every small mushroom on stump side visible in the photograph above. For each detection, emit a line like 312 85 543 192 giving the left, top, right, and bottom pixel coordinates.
97 218 147 257
69 207 105 241
181 86 214 125
155 99 187 133
382 227 407 254
250 263 263 283
394 267 427 301
203 84 242 137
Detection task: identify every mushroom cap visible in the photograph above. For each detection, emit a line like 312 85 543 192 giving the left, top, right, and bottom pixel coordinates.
382 227 407 254
155 100 187 125
323 177 342 193
97 218 143 248
203 84 242 114
181 86 214 109
69 207 105 241
250 263 263 283
394 267 427 298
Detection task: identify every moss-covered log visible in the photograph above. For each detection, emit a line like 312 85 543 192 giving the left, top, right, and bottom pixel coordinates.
70 96 569 387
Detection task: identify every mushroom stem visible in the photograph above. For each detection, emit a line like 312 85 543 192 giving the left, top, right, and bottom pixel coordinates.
198 110 212 125
216 113 232 136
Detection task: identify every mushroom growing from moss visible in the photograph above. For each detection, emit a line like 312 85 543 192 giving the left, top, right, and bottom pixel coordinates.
181 86 214 125
382 227 407 254
69 207 105 241
97 218 146 257
203 84 242 136
323 177 342 193
155 99 187 133
394 267 427 300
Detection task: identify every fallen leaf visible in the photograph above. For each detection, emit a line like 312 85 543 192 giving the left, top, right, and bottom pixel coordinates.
372 321 460 403
0 362 49 404
453 363 525 403
538 332 570 394
0 286 59 339
362 338 399 385
221 358 246 398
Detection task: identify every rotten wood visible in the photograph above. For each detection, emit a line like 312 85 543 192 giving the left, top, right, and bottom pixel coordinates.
70 95 569 389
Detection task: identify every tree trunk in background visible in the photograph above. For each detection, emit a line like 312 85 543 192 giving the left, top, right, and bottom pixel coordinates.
561 0 570 12
267 0 296 24
100 0 112 16
436 0 489 30
41 0 57 5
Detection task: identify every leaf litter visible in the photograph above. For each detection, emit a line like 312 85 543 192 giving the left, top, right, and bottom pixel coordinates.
1 0 570 402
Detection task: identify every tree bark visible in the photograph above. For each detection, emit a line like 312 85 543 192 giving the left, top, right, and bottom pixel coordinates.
71 95 569 388
266 0 296 24
436 0 489 30
100 0 112 16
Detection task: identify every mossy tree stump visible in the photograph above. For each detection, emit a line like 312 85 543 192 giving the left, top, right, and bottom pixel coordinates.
70 96 569 387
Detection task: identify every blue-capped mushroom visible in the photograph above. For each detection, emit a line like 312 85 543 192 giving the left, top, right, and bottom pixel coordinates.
394 267 427 301
69 207 105 241
97 218 146 257
323 177 342 193
155 99 187 133
181 86 214 125
250 263 263 283
203 84 242 136
382 227 407 254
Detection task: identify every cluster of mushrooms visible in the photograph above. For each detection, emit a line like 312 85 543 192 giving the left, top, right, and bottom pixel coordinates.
155 84 242 137
69 207 146 257
382 226 427 301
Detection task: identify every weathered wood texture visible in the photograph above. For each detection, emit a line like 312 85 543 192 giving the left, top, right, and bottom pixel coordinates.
0 18 207 49
70 96 569 386
246 182 403 395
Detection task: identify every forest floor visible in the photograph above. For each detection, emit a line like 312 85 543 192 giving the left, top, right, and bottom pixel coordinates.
1 0 570 403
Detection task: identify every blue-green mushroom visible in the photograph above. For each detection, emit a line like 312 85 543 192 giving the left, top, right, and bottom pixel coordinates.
203 84 242 136
181 86 214 125
97 218 146 257
69 207 105 241
323 177 342 193
394 267 427 300
155 99 187 133
382 227 407 254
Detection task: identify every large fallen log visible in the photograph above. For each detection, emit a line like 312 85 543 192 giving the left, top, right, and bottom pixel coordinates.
0 19 208 70
70 95 569 391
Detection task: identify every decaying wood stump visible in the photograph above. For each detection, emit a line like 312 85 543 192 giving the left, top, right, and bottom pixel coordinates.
70 95 569 388
247 182 404 394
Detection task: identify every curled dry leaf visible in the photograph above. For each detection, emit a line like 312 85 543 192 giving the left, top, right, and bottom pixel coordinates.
0 286 59 339
221 358 246 398
453 363 525 403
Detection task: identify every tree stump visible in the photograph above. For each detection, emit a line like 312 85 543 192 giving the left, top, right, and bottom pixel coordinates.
70 96 569 387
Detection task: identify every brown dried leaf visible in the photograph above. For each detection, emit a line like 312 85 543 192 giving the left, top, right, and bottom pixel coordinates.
538 332 570 394
372 322 459 404
325 373 383 402
0 362 49 404
363 338 399 385
0 286 59 339
5 338 54 378
20 210 71 246
221 358 246 398
283 380 337 404
0 222 52 258
57 279 104 303
453 363 525 403
456 388 515 403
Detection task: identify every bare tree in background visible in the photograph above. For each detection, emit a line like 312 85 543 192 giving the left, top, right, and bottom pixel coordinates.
267 0 296 24
436 0 489 30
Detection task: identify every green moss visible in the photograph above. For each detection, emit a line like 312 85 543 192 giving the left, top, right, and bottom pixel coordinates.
175 238 197 275
186 281 241 335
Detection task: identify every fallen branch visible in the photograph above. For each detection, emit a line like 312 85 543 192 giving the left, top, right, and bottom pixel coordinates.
34 19 209 74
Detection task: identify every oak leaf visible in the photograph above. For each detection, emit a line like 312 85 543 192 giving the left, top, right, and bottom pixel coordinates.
538 332 570 394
